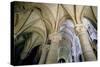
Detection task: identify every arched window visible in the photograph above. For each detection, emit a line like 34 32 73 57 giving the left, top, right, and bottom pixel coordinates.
59 19 83 62
58 58 66 63
82 17 97 45
79 54 82 62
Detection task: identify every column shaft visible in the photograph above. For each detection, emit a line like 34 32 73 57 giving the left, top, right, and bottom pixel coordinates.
46 32 62 63
75 24 96 61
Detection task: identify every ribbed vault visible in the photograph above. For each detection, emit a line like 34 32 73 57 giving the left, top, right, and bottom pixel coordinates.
13 2 97 65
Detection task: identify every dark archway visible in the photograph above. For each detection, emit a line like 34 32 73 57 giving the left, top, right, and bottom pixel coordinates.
79 54 83 62
58 58 66 63
20 45 41 65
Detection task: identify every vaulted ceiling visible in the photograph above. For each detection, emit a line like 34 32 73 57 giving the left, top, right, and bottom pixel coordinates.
14 2 97 59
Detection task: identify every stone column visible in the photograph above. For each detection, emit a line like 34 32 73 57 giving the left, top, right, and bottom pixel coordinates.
39 45 50 64
46 32 62 64
75 23 96 61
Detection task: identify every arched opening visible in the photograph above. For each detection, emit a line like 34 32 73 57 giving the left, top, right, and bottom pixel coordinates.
79 54 83 62
83 17 97 30
59 19 83 62
20 45 41 65
14 32 33 65
82 17 97 43
58 58 66 63
72 56 74 62
59 19 74 62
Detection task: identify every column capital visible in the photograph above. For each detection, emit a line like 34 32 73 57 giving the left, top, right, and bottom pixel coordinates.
49 32 62 43
75 23 87 36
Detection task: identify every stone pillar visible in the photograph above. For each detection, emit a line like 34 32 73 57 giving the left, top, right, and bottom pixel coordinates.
46 32 62 64
39 45 50 64
58 47 70 63
75 23 96 61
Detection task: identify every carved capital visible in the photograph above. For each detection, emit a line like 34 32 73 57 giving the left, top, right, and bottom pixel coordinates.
75 24 87 36
49 32 62 43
